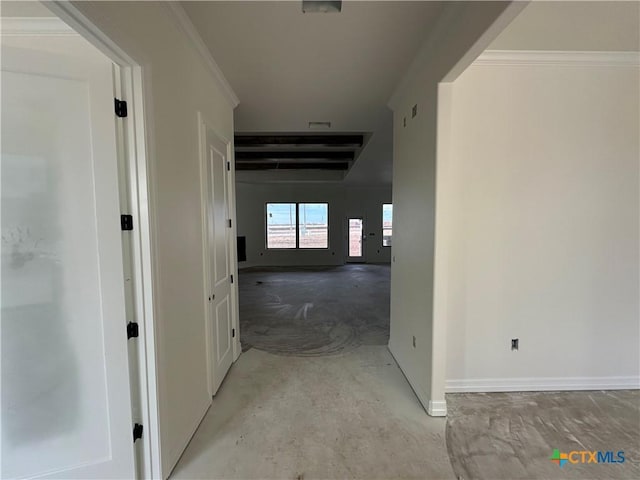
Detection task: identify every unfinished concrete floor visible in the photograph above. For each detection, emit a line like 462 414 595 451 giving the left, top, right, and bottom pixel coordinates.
171 346 455 479
447 390 640 480
171 265 640 479
239 265 390 356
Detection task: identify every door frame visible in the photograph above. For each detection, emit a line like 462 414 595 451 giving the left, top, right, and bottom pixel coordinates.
346 216 366 263
46 2 161 478
197 112 241 397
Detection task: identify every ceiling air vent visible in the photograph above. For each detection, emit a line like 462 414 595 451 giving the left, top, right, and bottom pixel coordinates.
302 1 342 14
308 121 331 129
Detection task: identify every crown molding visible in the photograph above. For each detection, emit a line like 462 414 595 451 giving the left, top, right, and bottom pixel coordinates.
165 2 240 108
475 50 640 67
1 17 77 36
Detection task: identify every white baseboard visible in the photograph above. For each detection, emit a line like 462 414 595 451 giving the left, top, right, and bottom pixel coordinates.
387 345 448 417
427 400 447 417
445 376 640 393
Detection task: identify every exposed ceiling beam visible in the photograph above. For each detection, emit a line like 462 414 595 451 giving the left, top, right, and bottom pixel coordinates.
235 151 354 161
234 134 364 148
236 162 350 171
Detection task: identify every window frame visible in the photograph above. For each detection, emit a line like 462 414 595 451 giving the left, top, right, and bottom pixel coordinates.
265 202 329 250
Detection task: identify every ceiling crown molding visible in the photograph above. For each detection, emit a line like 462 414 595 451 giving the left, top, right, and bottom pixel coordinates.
1 17 77 36
475 50 640 67
165 2 240 108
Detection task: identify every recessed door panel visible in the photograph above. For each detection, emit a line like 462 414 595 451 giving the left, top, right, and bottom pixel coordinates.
210 145 229 286
216 297 232 362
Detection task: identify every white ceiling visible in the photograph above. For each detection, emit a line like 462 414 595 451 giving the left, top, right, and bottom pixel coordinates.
183 0 445 184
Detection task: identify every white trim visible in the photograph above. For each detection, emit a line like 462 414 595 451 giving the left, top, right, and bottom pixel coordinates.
445 376 640 393
165 2 240 108
122 66 163 480
427 400 447 417
227 139 242 363
475 50 640 67
0 17 76 36
197 111 215 398
46 2 138 66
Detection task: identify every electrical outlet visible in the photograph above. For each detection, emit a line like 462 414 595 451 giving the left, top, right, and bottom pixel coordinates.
511 338 519 351
413 336 416 348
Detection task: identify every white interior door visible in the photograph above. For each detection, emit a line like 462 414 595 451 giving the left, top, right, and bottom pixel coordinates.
347 217 365 262
1 46 135 479
201 118 234 396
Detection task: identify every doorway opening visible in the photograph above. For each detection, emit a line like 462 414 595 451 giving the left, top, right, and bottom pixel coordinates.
347 217 365 262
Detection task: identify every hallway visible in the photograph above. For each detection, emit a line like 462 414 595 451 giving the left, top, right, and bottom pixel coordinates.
3 2 638 478
170 345 454 479
172 265 454 478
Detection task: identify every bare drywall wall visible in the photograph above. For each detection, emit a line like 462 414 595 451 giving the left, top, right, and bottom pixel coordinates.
387 1 519 415
444 60 640 392
69 2 236 477
235 183 392 267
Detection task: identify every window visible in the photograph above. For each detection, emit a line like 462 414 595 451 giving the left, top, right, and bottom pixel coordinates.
382 203 393 247
298 203 328 249
266 203 296 249
266 202 329 249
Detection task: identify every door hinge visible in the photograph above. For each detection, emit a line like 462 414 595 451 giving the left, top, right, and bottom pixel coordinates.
133 423 143 442
114 98 128 118
121 214 133 231
230 274 234 284
226 161 230 171
228 219 232 228
232 328 235 338
127 322 139 339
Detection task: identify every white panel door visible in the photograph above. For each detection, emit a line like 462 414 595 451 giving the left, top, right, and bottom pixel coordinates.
1 46 135 479
202 121 234 395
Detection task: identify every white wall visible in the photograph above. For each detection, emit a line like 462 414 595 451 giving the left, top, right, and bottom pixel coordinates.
387 1 520 415
443 59 640 392
69 2 237 477
236 182 392 267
